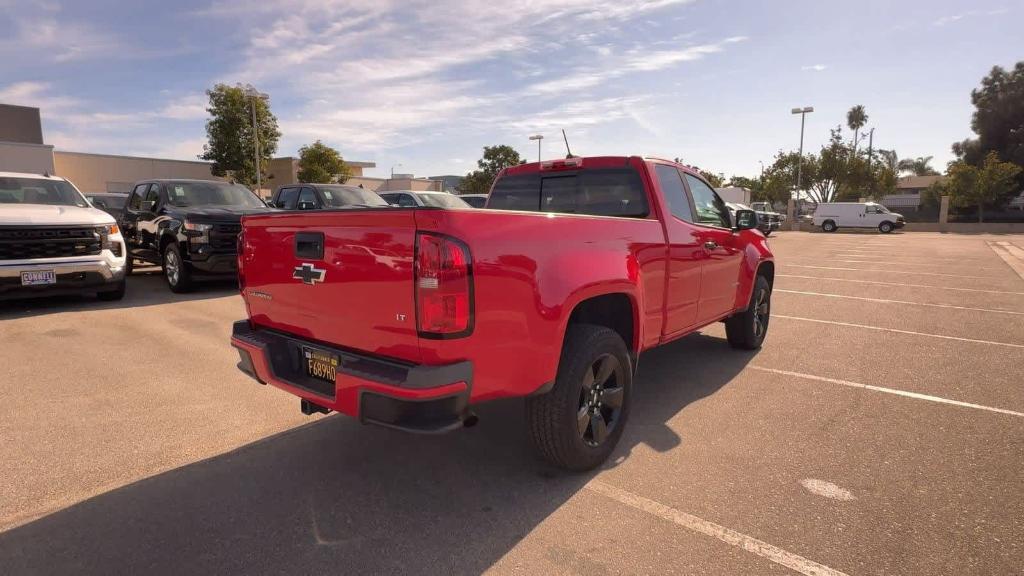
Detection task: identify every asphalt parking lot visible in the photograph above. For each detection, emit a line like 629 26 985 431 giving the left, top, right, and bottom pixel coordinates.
2 232 1022 575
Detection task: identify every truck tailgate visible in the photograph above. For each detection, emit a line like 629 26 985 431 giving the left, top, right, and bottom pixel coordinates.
240 209 421 363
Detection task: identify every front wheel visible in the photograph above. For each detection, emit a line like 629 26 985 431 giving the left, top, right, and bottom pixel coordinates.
162 243 194 293
725 275 771 350
526 325 632 471
97 279 126 301
822 220 837 233
879 221 894 233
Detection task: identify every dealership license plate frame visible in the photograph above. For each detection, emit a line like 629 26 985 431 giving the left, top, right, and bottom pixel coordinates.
20 270 57 286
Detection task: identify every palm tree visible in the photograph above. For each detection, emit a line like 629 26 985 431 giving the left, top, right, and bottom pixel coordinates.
846 105 868 153
897 156 940 176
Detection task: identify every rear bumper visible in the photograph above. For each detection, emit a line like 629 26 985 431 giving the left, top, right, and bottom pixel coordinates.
230 320 472 433
0 258 125 300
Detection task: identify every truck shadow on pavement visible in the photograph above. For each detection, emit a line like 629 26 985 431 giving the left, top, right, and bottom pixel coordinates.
0 270 239 320
0 333 753 575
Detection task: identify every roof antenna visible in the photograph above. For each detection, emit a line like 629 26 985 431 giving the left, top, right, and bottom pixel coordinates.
562 129 576 158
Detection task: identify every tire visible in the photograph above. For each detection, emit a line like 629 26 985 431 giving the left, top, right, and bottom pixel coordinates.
725 275 771 350
879 221 894 233
162 243 194 293
821 220 837 233
526 325 632 471
97 279 126 301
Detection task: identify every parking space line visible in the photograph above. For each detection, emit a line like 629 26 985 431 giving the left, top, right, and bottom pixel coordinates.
776 274 1024 295
774 289 1024 315
774 315 1024 348
988 241 1024 281
750 366 1024 418
586 480 849 576
786 258 1007 272
782 264 1000 279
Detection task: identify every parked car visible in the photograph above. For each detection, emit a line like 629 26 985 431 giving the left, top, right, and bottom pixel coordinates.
268 183 389 210
751 201 786 222
379 190 472 208
812 202 905 233
726 202 779 236
0 171 126 301
121 179 270 292
459 194 489 208
231 156 773 471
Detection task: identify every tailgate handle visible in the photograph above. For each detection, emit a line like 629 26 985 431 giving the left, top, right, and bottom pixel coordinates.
295 232 324 259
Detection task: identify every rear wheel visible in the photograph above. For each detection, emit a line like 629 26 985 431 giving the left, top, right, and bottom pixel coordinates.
162 243 193 293
526 325 632 471
822 220 837 233
725 275 771 350
879 221 894 233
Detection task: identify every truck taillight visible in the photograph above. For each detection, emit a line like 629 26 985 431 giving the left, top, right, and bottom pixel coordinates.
415 232 473 337
236 230 246 291
540 157 583 171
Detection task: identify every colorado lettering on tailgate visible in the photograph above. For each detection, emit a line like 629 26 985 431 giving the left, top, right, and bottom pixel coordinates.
231 156 774 471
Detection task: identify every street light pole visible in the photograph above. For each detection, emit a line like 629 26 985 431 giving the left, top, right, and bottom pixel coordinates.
791 106 814 199
529 134 544 163
866 127 875 198
239 84 269 193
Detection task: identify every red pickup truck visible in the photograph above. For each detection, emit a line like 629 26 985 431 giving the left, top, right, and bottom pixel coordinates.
231 156 774 470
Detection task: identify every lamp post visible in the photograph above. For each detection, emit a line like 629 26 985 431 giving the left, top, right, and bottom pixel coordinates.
239 84 269 193
528 134 544 163
790 106 814 199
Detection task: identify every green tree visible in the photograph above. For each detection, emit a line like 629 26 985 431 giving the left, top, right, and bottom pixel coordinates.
944 152 1021 222
897 156 939 176
458 145 525 195
728 175 761 195
699 169 725 188
846 105 868 152
877 149 899 174
199 84 280 189
953 62 1024 188
297 140 352 184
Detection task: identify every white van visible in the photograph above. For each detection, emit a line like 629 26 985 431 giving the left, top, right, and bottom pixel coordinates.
812 202 905 233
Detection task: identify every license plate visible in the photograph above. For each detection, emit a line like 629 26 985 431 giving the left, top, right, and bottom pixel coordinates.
303 346 339 384
21 270 56 286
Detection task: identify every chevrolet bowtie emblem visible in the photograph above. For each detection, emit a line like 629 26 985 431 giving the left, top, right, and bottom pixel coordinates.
292 263 326 285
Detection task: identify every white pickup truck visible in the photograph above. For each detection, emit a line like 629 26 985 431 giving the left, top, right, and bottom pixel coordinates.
0 171 127 301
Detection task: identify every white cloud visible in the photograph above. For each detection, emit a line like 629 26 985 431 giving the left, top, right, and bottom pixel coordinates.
0 81 79 111
801 64 828 72
933 8 1010 27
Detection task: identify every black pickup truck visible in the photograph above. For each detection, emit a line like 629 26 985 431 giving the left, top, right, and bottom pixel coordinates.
120 179 269 292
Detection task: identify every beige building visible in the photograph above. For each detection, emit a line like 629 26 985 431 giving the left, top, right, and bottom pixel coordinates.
54 151 224 192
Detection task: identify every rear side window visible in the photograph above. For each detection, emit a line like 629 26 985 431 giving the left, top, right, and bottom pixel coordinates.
488 169 648 218
128 184 147 210
654 165 693 222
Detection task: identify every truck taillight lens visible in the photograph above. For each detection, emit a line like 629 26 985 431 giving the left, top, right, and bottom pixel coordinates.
416 232 473 337
236 230 246 291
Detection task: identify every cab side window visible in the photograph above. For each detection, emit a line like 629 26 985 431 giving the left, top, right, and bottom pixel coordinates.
654 164 693 222
277 187 299 210
396 193 417 207
684 174 730 228
128 184 147 210
144 183 161 208
297 187 319 210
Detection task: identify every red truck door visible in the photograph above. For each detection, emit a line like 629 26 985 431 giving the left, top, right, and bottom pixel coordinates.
682 173 744 322
651 164 702 338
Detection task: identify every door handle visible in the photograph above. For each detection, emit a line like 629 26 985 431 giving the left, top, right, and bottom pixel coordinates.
703 240 718 250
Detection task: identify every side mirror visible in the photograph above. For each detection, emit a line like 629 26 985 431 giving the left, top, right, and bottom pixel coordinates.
733 209 758 231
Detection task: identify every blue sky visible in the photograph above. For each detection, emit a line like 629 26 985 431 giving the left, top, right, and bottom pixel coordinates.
0 0 1020 180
